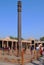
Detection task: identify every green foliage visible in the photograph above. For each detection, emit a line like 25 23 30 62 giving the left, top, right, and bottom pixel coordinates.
9 36 24 40
10 36 18 40
40 37 44 41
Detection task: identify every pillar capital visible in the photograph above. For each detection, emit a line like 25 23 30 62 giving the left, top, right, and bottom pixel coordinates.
17 1 22 12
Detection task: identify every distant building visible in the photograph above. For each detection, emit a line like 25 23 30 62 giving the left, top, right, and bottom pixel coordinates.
0 37 44 50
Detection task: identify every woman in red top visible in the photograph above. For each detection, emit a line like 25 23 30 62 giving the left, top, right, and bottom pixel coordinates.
40 47 43 56
42 48 44 56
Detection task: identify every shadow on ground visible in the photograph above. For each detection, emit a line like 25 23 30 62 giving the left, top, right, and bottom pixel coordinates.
31 62 39 65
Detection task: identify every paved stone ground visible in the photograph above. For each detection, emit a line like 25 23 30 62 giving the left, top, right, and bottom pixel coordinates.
0 55 43 65
25 60 40 65
0 62 14 65
0 50 44 65
0 60 42 65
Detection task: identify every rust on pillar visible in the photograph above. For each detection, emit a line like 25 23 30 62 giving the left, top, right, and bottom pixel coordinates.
21 49 24 65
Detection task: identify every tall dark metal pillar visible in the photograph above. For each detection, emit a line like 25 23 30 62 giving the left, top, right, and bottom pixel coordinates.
17 1 22 56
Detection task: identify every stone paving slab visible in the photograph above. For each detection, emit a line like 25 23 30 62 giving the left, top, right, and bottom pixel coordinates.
25 60 40 65
0 60 40 65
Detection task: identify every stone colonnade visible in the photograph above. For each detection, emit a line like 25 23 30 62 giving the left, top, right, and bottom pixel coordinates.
0 40 44 50
1 41 17 50
0 40 31 50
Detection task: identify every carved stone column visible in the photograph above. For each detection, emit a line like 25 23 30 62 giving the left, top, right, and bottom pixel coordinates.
12 41 13 48
26 43 28 49
7 41 8 48
15 42 17 51
2 41 4 47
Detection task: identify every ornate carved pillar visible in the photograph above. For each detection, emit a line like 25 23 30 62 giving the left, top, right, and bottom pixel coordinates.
15 42 17 51
2 41 4 47
26 43 28 49
12 41 13 48
11 41 13 53
2 41 4 55
7 41 8 48
34 41 35 50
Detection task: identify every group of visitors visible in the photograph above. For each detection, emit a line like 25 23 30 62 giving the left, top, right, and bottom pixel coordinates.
29 44 44 60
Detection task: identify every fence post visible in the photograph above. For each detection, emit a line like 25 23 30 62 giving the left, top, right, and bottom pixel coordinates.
21 49 24 65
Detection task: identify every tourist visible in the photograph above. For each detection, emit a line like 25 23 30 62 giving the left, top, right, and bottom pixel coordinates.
42 48 44 56
36 45 40 59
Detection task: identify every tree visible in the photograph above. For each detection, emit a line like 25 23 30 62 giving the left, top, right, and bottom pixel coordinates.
10 36 18 40
40 37 44 41
9 36 24 40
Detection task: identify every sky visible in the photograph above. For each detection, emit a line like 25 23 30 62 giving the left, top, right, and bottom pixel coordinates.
0 0 44 39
